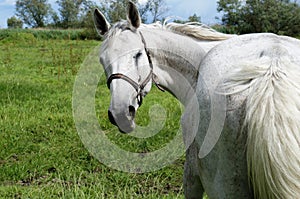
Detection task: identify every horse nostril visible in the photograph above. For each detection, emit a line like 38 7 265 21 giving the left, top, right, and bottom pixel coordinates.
108 110 117 126
128 106 136 118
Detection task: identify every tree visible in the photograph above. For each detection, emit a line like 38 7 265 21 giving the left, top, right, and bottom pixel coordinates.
239 0 283 33
217 0 300 36
217 0 242 27
282 1 300 36
174 13 201 24
188 14 201 23
145 0 169 22
99 0 168 23
49 11 60 28
99 0 139 23
56 0 96 28
79 8 103 40
240 0 300 35
7 16 23 29
16 0 52 27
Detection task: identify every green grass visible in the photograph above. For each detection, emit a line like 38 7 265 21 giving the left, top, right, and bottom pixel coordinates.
0 34 189 198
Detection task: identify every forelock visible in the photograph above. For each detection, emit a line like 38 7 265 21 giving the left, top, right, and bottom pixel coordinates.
104 20 132 40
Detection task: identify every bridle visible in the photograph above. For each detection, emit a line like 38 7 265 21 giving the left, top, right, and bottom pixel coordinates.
106 31 165 106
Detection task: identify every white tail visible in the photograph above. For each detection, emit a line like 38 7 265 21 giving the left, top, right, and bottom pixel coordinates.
222 51 300 199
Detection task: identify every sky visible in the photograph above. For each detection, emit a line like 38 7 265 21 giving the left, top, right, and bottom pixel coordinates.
0 0 220 28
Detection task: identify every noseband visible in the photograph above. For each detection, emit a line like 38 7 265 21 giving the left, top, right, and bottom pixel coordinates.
106 32 164 106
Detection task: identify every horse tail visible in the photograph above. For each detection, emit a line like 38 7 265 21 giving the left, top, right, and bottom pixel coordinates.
222 50 300 199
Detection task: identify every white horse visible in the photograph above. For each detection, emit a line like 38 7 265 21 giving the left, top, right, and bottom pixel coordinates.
93 2 300 199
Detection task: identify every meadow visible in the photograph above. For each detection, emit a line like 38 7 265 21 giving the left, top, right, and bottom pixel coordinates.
0 29 190 198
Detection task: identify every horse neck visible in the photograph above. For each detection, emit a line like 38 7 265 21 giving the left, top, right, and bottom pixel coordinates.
141 28 206 105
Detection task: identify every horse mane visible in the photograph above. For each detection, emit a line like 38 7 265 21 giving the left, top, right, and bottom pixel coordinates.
105 20 233 41
165 22 233 41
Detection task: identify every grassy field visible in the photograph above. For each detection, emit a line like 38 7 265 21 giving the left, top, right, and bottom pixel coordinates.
0 31 189 198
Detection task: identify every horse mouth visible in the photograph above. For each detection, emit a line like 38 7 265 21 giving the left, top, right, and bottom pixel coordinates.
108 109 136 134
116 120 136 134
118 124 135 133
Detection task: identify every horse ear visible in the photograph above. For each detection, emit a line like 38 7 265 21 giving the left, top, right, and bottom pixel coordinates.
94 9 111 36
127 1 141 29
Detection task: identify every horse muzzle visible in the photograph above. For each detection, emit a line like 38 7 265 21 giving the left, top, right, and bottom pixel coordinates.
108 107 136 133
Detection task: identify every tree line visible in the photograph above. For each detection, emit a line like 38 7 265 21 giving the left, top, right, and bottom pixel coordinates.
7 0 300 37
217 0 300 36
8 0 171 29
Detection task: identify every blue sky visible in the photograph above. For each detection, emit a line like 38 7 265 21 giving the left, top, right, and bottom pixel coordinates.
0 0 219 28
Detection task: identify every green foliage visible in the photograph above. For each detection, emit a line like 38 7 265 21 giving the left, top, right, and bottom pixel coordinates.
188 14 201 23
11 0 167 30
217 0 300 36
13 0 98 29
217 0 242 27
211 24 237 34
0 29 99 41
0 32 36 46
16 0 52 27
99 0 139 23
56 0 96 29
7 16 23 29
79 9 102 40
174 13 202 24
240 0 300 35
99 0 169 23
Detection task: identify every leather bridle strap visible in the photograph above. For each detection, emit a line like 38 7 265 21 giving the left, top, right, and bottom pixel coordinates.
106 71 153 92
106 31 165 106
107 73 139 91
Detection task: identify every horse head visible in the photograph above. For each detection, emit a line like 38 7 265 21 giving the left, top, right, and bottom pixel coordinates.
94 2 154 133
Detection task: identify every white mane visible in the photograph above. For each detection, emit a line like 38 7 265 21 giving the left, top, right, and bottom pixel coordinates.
106 20 234 42
165 22 234 41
